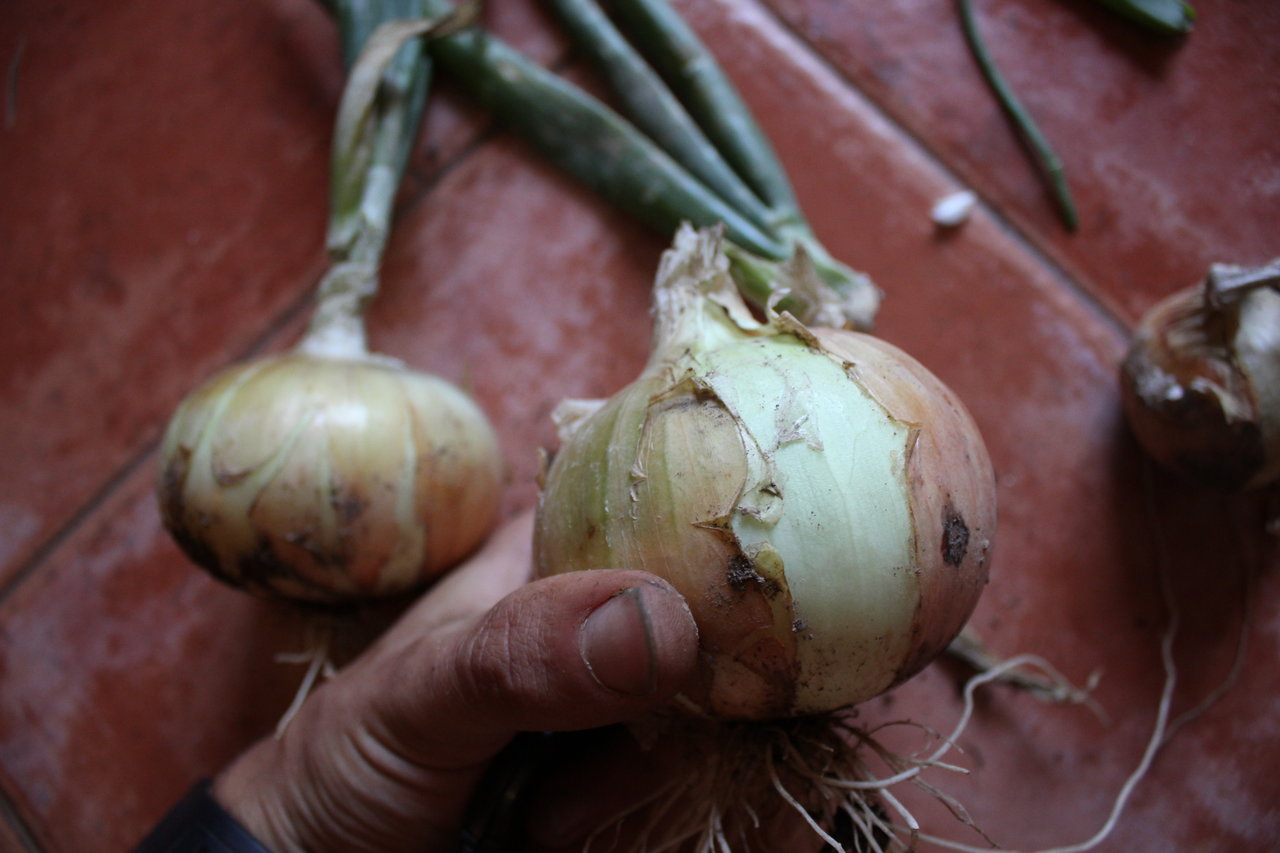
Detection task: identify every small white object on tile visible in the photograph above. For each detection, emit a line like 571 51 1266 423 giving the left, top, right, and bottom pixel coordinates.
930 190 977 228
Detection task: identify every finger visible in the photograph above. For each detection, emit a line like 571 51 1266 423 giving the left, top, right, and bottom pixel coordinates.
360 569 701 770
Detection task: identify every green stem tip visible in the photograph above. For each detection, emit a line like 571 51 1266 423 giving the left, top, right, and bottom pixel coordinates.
958 0 1079 232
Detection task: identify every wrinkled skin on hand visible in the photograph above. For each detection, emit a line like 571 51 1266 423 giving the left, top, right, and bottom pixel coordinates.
212 511 707 853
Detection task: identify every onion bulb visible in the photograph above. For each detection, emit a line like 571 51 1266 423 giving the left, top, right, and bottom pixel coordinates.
535 225 996 719
1121 260 1280 490
158 265 502 604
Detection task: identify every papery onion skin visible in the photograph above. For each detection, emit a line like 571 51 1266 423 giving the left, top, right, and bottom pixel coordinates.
535 226 995 720
1120 281 1280 490
158 352 502 604
813 328 996 685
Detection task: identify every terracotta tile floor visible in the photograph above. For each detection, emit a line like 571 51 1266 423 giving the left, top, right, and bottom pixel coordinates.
2 0 1278 850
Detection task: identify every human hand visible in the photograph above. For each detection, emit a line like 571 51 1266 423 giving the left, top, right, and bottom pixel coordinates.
212 510 700 853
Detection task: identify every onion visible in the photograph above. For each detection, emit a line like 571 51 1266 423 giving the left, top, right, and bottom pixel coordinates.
535 225 996 719
1120 260 1280 490
156 12 502 604
157 344 501 605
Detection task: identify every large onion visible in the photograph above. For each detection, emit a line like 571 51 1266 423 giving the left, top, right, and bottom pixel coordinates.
535 225 996 719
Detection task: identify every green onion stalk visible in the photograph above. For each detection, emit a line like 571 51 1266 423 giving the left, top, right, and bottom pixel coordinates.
1092 0 1195 35
958 0 1078 232
415 0 881 330
157 1 502 606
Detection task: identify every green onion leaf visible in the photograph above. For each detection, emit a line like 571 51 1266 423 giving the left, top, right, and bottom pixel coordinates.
1093 0 1196 35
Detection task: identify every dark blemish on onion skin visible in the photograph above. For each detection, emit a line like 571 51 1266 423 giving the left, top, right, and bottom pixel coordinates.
330 489 368 525
725 554 781 597
725 554 757 590
941 503 969 567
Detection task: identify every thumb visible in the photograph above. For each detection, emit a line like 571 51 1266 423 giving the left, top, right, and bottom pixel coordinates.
368 569 701 769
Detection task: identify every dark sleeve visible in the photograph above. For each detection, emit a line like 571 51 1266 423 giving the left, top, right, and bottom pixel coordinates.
132 779 274 853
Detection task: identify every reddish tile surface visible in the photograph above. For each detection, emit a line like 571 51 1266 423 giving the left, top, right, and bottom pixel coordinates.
0 466 313 852
1 0 1277 851
0 0 336 585
763 0 1280 322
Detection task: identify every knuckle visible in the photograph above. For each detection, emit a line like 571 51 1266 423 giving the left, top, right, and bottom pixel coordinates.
456 605 550 707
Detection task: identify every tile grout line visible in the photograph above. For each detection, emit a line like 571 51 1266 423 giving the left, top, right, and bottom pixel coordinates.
397 123 503 232
0 435 161 609
747 0 1133 341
